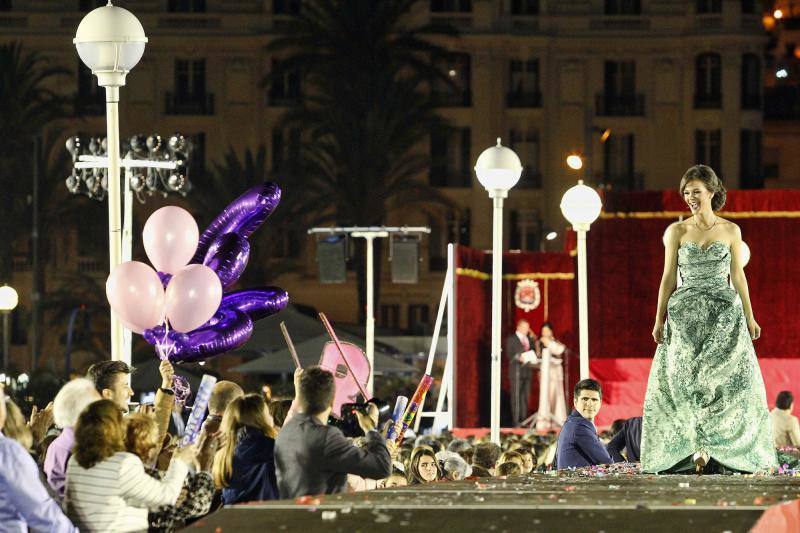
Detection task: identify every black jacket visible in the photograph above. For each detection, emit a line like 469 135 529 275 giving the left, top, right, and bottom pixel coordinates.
275 413 391 499
221 427 278 505
606 416 642 462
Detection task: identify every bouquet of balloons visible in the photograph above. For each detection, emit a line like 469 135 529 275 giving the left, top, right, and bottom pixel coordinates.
105 182 289 363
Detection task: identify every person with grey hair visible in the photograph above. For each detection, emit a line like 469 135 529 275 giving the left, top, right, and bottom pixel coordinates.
44 378 101 498
436 450 472 481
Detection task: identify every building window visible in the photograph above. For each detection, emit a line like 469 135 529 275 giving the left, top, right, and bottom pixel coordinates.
740 130 762 189
79 0 106 10
740 0 756 14
272 128 301 172
273 228 301 258
598 60 644 116
603 133 639 190
428 209 469 271
695 129 722 174
695 53 722 108
432 53 471 107
379 304 401 330
167 59 214 115
76 202 106 257
430 0 471 13
604 0 641 15
0 0 10 10
510 209 541 251
408 304 430 334
189 133 206 175
267 59 301 106
741 53 761 109
76 60 105 115
508 128 541 188
11 307 26 345
168 0 206 12
511 0 538 15
429 127 471 187
696 0 721 14
273 0 301 14
449 208 471 246
507 59 541 107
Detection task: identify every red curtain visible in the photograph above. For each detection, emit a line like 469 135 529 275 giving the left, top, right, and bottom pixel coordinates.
566 189 800 359
455 246 576 428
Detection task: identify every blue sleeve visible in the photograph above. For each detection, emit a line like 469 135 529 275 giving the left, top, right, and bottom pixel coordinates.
605 429 625 463
574 423 613 465
0 443 78 533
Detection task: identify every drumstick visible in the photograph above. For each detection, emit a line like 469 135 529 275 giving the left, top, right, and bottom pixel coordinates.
318 312 370 400
280 322 302 370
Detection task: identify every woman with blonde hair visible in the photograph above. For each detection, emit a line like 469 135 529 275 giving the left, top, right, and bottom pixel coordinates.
65 400 195 532
212 393 278 504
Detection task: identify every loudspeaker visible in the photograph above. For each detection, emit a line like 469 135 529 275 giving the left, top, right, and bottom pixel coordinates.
391 237 419 284
316 235 346 283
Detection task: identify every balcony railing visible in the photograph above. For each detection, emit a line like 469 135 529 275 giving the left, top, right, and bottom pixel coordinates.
506 90 542 108
165 92 215 115
431 89 472 107
595 93 645 116
694 93 722 109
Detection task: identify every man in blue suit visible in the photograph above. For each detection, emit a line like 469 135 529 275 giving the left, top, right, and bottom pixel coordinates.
556 379 613 469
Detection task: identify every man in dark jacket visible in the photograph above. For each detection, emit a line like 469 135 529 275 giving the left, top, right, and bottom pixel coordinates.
556 379 613 469
275 366 392 498
606 416 642 462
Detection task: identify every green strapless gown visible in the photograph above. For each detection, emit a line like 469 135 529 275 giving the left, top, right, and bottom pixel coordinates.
640 240 778 473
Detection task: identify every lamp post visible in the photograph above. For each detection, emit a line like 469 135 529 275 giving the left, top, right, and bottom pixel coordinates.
475 138 522 444
0 285 19 372
74 2 147 361
560 180 602 380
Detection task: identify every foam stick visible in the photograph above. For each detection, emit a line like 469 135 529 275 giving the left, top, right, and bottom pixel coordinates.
318 312 370 400
180 374 217 447
385 395 409 441
280 321 302 369
395 374 433 445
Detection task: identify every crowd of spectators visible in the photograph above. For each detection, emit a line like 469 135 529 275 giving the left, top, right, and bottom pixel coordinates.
1 358 797 532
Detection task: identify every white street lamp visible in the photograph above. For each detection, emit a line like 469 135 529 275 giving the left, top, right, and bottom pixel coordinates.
0 285 19 372
560 180 602 380
475 138 522 444
74 2 147 363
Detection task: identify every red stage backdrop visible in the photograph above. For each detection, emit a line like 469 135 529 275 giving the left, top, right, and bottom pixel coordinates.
455 246 576 428
579 189 800 359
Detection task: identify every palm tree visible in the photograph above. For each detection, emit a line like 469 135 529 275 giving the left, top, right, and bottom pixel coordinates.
0 42 69 282
190 145 310 286
262 0 459 321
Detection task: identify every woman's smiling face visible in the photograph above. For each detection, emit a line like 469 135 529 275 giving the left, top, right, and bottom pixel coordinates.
683 179 714 213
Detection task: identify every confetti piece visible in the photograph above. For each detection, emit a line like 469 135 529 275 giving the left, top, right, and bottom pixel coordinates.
321 511 337 521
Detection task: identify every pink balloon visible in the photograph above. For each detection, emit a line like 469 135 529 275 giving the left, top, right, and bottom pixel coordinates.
142 206 199 275
106 261 166 333
165 264 222 333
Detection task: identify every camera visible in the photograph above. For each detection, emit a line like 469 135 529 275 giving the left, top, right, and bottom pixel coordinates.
328 399 392 438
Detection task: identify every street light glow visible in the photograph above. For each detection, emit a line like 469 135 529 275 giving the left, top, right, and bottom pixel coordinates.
546 231 557 241
566 154 584 170
777 68 789 78
0 285 19 312
774 9 784 19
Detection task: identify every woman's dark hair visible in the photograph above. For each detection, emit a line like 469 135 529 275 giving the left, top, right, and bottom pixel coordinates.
679 164 727 211
268 398 293 428
497 462 522 476
574 378 602 400
73 399 125 468
472 441 501 469
406 445 440 485
776 391 794 410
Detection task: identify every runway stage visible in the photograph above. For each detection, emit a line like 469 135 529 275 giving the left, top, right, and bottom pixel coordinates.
186 469 800 533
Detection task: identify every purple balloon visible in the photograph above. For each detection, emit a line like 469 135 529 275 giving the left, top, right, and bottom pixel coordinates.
157 272 173 289
143 287 288 362
191 182 280 267
146 307 254 363
222 287 289 321
202 233 250 290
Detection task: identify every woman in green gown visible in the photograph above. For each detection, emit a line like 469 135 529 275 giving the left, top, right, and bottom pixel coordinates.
640 165 777 474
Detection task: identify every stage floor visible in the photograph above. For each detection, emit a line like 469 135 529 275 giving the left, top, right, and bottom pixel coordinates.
185 470 800 533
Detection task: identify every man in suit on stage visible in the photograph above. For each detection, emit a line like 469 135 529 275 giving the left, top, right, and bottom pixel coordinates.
505 319 537 427
556 379 614 469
